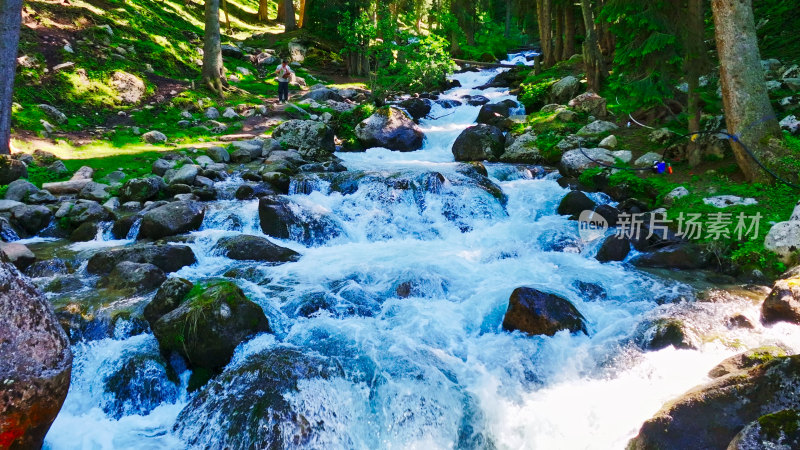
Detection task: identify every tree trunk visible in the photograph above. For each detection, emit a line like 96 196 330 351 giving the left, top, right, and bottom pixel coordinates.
580 0 605 92
711 0 784 183
257 0 269 22
284 0 296 31
277 0 285 22
505 0 512 38
0 0 23 155
686 0 705 166
298 0 306 28
202 0 226 95
563 3 575 59
223 0 231 32
537 0 554 67
554 4 564 63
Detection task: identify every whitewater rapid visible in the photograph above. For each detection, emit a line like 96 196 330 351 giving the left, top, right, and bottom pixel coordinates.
43 55 800 449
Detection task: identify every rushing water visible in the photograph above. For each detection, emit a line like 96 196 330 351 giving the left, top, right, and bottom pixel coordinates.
44 54 800 449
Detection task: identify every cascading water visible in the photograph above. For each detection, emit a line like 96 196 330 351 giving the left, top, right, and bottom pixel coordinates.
44 55 800 449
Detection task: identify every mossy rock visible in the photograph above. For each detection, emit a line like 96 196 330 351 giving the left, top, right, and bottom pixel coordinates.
151 280 271 372
709 346 789 378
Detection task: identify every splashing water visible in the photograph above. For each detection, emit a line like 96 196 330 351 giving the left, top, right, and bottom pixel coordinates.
45 60 800 449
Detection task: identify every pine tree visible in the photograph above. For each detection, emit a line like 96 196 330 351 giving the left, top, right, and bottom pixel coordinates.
0 0 24 154
202 0 227 95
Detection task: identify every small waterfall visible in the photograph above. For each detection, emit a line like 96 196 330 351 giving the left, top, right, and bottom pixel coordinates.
125 218 142 240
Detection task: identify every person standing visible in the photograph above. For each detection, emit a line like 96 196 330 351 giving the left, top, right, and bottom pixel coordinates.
274 59 293 104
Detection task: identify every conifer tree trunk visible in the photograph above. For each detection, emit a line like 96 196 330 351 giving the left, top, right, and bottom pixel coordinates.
554 4 564 63
563 4 575 59
202 0 227 95
298 0 306 27
686 0 705 166
711 0 785 183
0 0 23 155
277 0 285 22
258 0 269 21
580 0 605 91
536 0 554 67
505 0 512 38
284 0 296 31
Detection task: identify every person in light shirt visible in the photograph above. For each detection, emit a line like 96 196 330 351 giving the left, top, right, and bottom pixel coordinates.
274 59 293 104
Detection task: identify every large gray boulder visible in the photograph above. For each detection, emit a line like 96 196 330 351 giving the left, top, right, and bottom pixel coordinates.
271 120 335 160
629 355 800 450
10 204 52 236
761 272 800 325
97 261 167 294
86 243 197 275
576 120 618 137
452 124 505 162
499 132 543 164
355 106 425 151
0 256 72 448
549 76 581 104
138 201 205 240
765 221 800 262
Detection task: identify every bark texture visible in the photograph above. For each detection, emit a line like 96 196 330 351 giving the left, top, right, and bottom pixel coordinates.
202 0 226 95
0 0 24 155
284 0 296 31
580 0 604 91
711 0 783 183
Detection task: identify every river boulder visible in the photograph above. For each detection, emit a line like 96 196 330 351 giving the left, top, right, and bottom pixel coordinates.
0 242 36 270
635 318 698 350
144 277 194 324
399 97 432 120
728 409 800 450
557 191 597 220
271 119 335 160
86 243 197 275
476 100 517 130
119 176 167 203
258 195 342 245
214 234 300 263
0 155 28 184
138 201 205 240
708 346 788 378
595 235 630 262
761 272 800 325
97 261 167 294
150 280 271 371
0 256 72 448
355 106 425 151
499 132 544 164
628 355 800 450
452 124 505 162
174 346 344 449
10 204 52 236
630 243 710 270
502 287 588 336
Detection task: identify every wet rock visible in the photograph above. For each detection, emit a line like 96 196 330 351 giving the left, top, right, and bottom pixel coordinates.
557 191 597 220
258 195 341 245
636 318 698 351
452 124 505 162
709 346 788 378
0 242 36 270
629 356 800 450
214 234 300 262
234 183 276 200
69 221 100 242
63 199 115 226
0 155 28 184
119 176 166 203
630 243 710 270
761 275 800 325
400 97 432 120
728 409 800 450
175 346 343 448
464 95 490 106
24 258 69 278
501 287 588 336
595 235 630 262
0 256 72 448
271 119 335 160
97 261 167 293
144 277 194 324
476 100 517 130
150 280 271 371
86 243 197 275
355 106 425 151
230 148 253 164
138 201 205 240
10 204 52 236
102 350 179 419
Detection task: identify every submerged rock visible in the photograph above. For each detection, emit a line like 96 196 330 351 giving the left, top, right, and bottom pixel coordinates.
635 318 698 351
150 280 271 371
0 256 72 448
102 349 179 419
501 287 587 336
174 346 344 449
258 195 342 245
629 356 800 450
